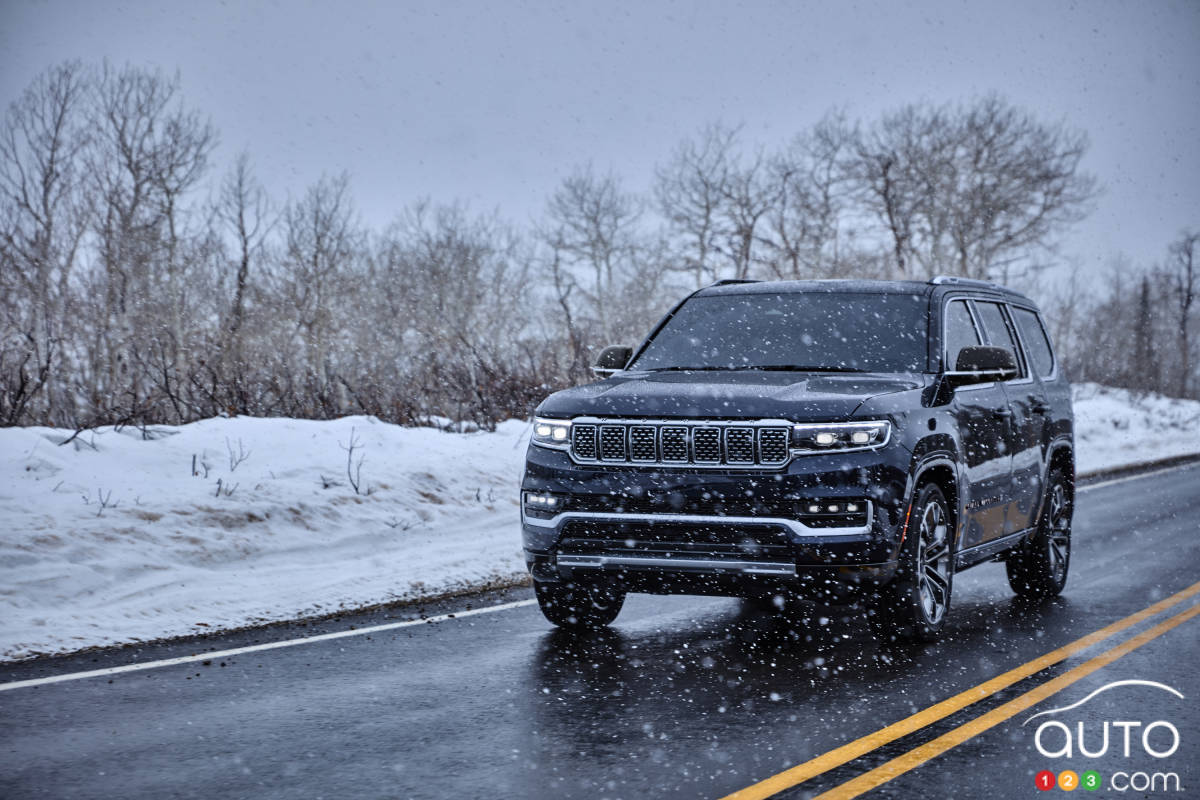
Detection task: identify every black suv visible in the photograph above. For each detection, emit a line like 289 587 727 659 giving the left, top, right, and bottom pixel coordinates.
521 277 1073 640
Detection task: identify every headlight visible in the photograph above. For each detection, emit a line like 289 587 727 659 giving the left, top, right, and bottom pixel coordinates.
791 420 891 454
531 417 572 449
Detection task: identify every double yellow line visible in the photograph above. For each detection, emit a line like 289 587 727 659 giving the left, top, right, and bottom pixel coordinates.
721 580 1200 800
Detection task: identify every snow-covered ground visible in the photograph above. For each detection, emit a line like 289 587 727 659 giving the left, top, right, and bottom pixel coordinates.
1 382 1198 661
1070 383 1200 472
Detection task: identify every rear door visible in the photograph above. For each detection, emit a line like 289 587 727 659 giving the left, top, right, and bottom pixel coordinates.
1008 305 1060 531
944 297 1013 549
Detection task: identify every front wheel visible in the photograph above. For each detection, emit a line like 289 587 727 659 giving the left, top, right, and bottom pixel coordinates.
1007 468 1072 598
534 580 625 629
868 483 955 642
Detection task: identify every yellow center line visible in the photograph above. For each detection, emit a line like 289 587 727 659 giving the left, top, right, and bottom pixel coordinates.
814 600 1200 799
719 580 1200 800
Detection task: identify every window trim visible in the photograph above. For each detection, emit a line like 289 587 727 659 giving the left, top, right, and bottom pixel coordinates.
1008 304 1058 381
971 299 1031 385
941 298 983 372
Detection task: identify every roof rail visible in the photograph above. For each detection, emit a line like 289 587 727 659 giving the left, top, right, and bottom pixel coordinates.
928 275 1007 291
708 278 761 287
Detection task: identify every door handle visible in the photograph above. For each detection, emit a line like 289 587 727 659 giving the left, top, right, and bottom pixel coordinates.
992 408 1013 419
1031 402 1051 415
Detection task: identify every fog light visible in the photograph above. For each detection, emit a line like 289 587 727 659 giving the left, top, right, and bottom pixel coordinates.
797 499 871 528
523 492 566 519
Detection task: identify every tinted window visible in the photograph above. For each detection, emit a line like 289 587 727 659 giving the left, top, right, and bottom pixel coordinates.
1012 307 1055 377
632 292 928 373
974 301 1025 378
944 300 981 370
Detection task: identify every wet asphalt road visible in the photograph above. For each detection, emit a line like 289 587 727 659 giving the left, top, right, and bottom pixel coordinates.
2 462 1198 800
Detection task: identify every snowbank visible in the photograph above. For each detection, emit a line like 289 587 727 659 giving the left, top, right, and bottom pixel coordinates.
0 417 530 660
1 383 1198 660
1072 383 1200 472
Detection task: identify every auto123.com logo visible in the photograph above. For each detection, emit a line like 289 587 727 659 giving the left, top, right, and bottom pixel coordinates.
1024 680 1184 793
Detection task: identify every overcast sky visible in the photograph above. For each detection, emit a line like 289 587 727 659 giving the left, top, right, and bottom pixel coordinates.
3 0 1198 275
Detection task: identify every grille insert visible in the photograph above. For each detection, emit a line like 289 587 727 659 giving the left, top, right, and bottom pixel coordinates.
599 425 626 461
568 419 793 468
725 428 755 463
629 426 657 461
661 427 688 461
693 428 721 462
758 428 790 465
572 426 597 460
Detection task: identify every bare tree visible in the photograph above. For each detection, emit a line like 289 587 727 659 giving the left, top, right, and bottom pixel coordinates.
280 172 361 404
546 165 640 305
542 165 646 340
718 148 775 280
1165 230 1198 396
851 96 1098 280
655 123 737 286
218 153 272 350
762 112 856 279
0 61 91 423
83 63 216 421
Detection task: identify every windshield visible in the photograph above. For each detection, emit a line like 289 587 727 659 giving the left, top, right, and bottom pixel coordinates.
630 291 929 372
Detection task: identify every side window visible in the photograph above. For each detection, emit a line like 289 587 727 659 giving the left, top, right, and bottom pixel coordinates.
973 301 1026 379
943 300 981 370
1012 307 1055 377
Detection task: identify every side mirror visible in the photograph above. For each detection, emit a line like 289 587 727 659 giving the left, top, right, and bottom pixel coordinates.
945 345 1018 387
592 345 633 378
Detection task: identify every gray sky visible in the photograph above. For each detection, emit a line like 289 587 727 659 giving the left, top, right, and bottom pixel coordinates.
3 0 1198 274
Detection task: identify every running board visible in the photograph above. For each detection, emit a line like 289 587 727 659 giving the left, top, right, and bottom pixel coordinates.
955 527 1034 570
556 554 797 576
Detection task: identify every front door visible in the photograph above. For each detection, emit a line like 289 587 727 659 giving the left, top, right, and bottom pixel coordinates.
973 300 1041 535
944 298 1015 549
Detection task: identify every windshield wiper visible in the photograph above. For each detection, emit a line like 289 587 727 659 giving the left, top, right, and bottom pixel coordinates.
743 365 868 373
644 365 867 373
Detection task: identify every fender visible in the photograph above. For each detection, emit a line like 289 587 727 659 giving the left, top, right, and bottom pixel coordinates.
1033 436 1075 527
904 451 964 549
1045 437 1075 481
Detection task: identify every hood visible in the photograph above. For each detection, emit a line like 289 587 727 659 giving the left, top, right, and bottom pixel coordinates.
536 370 925 422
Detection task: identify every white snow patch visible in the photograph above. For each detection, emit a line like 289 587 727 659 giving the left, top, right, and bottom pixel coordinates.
0 416 530 660
1072 383 1200 472
0 383 1197 661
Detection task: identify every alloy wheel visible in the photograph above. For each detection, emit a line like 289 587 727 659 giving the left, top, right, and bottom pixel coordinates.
917 499 952 624
1046 483 1070 583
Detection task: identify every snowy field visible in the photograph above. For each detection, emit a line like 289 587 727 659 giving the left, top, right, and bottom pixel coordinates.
1 382 1198 661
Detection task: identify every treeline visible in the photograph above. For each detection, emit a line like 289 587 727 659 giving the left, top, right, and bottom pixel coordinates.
1 61 1196 430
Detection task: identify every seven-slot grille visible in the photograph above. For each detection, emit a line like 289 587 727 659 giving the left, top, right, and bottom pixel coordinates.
569 420 792 468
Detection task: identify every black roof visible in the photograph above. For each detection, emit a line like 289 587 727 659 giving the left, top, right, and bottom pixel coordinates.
695 277 1033 304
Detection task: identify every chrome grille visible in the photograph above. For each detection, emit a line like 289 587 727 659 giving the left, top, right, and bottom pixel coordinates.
568 419 793 469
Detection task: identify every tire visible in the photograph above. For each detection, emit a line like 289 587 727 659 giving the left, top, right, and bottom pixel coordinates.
868 483 955 642
1007 468 1072 598
534 580 625 629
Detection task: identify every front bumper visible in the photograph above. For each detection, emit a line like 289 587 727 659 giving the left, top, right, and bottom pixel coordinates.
521 442 912 599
